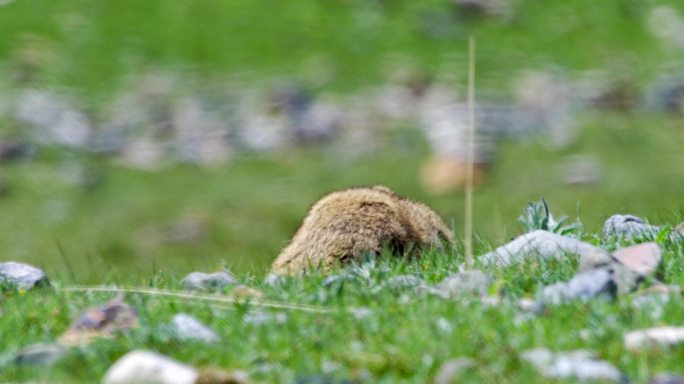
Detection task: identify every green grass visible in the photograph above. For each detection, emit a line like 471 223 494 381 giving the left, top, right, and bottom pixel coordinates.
0 112 682 281
1 1 684 381
1 233 683 383
1 0 683 101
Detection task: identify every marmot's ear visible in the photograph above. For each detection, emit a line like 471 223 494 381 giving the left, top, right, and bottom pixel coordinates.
371 185 394 194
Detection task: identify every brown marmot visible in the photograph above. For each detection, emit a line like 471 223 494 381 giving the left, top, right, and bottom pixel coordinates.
270 186 454 275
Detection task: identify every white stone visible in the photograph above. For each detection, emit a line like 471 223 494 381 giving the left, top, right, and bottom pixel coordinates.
625 327 684 351
480 230 600 267
170 314 219 343
102 350 198 384
522 348 622 382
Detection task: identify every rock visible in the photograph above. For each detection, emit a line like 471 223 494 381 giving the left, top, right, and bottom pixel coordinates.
612 243 662 277
437 271 492 298
349 307 373 320
648 76 684 114
577 243 661 296
601 215 661 240
647 6 684 49
59 296 138 346
264 273 286 287
521 348 623 382
480 230 600 267
170 313 219 344
2 343 67 367
102 350 198 384
172 96 232 166
609 262 643 295
624 326 684 351
632 284 683 305
377 275 434 294
0 140 34 162
434 357 475 384
650 373 684 384
540 269 615 304
242 311 287 326
674 222 684 238
181 271 237 291
0 262 50 290
117 137 166 171
578 248 614 272
15 90 91 148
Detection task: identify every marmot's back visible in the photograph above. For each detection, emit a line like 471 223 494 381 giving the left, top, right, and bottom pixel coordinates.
271 186 453 275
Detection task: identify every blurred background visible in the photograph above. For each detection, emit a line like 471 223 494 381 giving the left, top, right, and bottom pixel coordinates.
0 0 683 282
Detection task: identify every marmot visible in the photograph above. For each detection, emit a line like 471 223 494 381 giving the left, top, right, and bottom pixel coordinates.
271 186 454 275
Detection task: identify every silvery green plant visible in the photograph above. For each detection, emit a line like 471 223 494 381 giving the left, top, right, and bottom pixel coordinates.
517 199 583 237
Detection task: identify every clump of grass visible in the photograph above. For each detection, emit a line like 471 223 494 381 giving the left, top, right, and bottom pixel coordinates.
517 199 583 237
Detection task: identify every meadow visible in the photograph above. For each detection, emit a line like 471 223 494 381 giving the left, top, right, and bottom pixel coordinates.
1 0 684 382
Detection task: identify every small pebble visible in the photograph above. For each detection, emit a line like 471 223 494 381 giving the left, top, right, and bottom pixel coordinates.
521 348 623 382
2 343 67 367
437 270 492 298
434 357 475 384
0 262 50 290
650 373 684 384
181 271 237 291
170 313 219 344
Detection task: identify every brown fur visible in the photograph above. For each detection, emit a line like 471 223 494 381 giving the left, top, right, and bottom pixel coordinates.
271 186 454 275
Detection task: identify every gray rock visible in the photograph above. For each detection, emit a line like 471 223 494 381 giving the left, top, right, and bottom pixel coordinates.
540 268 615 304
264 273 287 287
610 262 643 295
170 313 219 343
624 326 684 351
437 271 492 298
180 271 237 291
521 348 623 382
385 275 428 289
15 90 91 148
2 343 67 367
102 350 198 384
0 140 34 162
632 284 682 307
242 311 288 326
434 358 475 384
602 214 661 240
674 222 684 238
0 262 50 290
650 373 684 384
377 275 435 295
480 230 600 267
577 243 661 296
578 248 614 272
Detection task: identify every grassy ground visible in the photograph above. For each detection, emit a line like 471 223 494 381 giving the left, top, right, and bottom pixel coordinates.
1 232 683 383
1 1 684 382
1 112 683 281
1 0 683 100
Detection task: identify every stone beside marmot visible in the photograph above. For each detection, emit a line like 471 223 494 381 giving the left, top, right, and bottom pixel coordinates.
270 186 454 275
